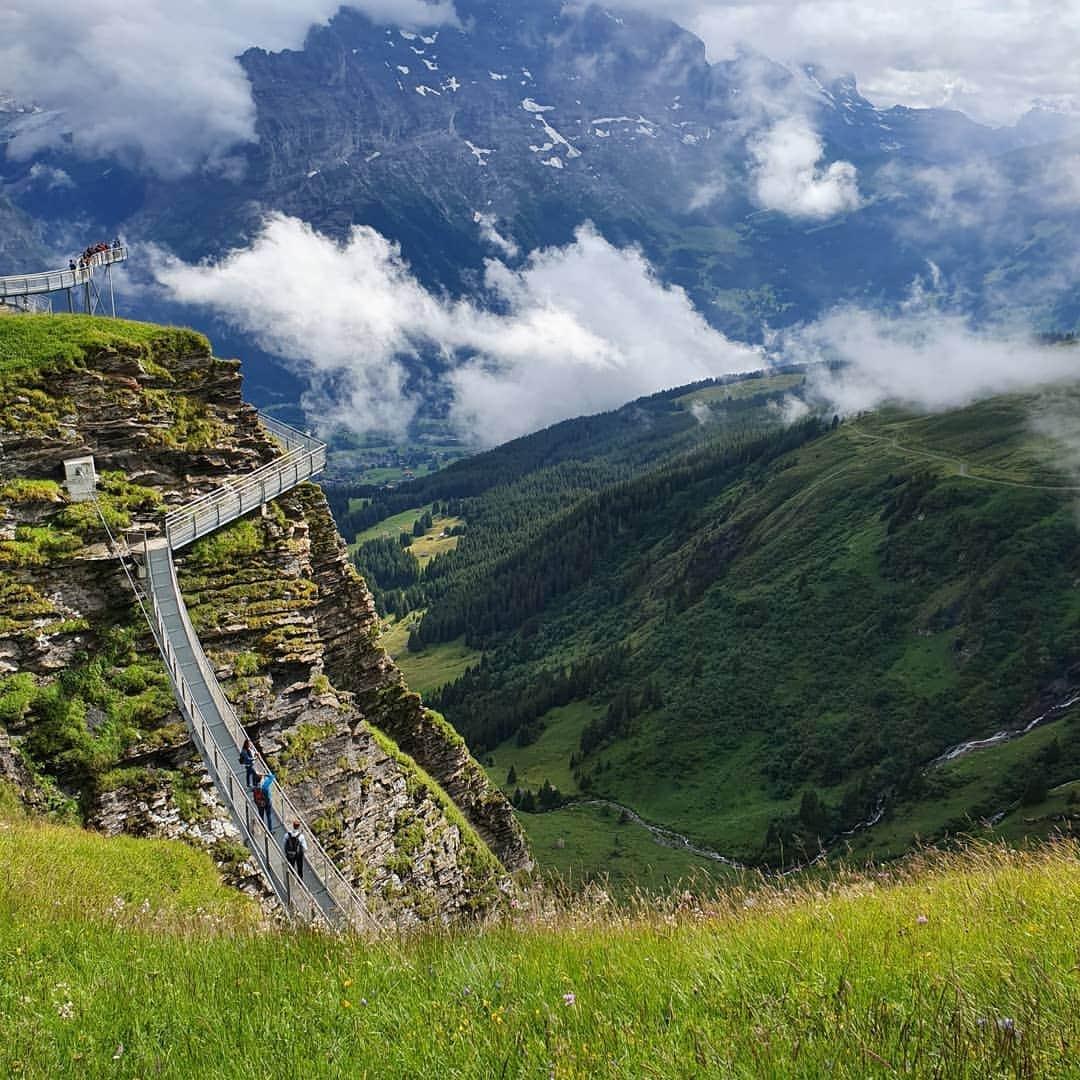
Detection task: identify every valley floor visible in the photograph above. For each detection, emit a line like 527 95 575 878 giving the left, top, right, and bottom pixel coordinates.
2 798 1078 1078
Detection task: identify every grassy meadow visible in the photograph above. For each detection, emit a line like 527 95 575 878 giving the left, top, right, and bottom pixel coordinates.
0 314 207 375
2 791 1079 1078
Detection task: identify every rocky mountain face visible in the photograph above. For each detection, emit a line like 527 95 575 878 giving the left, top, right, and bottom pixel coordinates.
0 317 528 925
1 1 1077 385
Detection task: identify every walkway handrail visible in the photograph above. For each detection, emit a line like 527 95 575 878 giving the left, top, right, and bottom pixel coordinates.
144 535 376 932
0 246 127 299
164 416 326 550
142 542 327 925
140 412 380 931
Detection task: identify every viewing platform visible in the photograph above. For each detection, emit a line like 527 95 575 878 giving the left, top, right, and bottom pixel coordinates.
0 245 127 315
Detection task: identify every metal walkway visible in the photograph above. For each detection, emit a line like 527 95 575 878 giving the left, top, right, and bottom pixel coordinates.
142 414 377 931
0 246 127 316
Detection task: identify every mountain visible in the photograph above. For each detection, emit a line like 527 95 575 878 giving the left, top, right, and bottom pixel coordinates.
1 1 1078 412
0 313 526 924
333 368 1080 879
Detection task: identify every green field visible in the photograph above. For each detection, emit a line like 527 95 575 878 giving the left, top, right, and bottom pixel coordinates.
409 516 462 568
486 700 603 797
3 793 1078 1078
349 505 427 549
519 801 738 893
383 618 482 697
674 372 806 406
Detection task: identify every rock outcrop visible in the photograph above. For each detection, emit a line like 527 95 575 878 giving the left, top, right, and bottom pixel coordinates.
0 316 529 926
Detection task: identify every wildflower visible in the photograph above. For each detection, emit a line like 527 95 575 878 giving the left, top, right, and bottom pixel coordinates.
360 998 368 1007
510 898 520 909
563 991 576 1006
343 1000 351 1009
462 986 472 997
916 914 928 924
343 979 352 988
112 1044 124 1061
56 1001 74 1020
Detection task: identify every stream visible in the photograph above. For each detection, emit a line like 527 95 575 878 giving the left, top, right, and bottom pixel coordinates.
927 691 1080 769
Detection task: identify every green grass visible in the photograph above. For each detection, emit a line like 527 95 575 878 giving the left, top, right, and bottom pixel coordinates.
385 622 482 697
349 505 427 551
486 700 604 797
1 797 1078 1078
519 801 737 894
409 516 463 568
675 372 806 406
0 314 208 375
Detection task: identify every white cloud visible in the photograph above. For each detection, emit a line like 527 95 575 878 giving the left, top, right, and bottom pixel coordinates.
784 304 1080 416
473 211 519 258
749 117 861 219
601 0 1080 125
0 1 456 176
154 214 762 445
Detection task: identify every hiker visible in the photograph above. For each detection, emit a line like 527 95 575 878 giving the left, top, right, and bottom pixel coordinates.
68 259 76 272
239 738 256 788
252 770 275 831
284 820 308 882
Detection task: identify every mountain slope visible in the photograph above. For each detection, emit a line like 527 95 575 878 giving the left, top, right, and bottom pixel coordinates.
341 373 1080 872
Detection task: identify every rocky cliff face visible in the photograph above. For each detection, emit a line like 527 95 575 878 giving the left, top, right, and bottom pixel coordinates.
0 315 529 925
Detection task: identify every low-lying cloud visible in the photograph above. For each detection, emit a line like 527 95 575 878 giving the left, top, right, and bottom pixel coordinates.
0 1 456 176
750 117 861 219
154 214 762 445
785 304 1080 416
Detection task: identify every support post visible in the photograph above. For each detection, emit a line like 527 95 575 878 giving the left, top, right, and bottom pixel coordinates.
66 289 73 314
107 264 116 319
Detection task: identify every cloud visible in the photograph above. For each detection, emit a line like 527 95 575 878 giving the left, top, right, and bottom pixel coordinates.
601 0 1080 125
154 213 762 445
0 1 456 176
784 304 1080 416
473 212 519 258
749 117 861 219
27 163 73 189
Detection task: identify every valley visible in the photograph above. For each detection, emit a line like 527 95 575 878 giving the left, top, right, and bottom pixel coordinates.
337 373 1080 882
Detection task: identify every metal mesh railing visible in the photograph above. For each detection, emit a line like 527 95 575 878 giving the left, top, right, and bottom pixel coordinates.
0 246 127 299
164 414 326 550
141 413 379 932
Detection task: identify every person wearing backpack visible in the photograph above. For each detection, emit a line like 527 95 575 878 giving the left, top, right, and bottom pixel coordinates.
239 739 256 789
284 820 308 882
252 770 275 831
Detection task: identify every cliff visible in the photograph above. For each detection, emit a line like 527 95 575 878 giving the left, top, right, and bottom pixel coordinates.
0 314 529 925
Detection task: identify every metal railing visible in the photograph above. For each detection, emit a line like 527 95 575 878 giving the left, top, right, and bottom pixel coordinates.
0 246 127 299
164 415 326 550
140 413 379 932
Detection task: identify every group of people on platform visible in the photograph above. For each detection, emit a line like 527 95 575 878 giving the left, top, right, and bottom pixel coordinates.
240 738 309 882
68 239 122 273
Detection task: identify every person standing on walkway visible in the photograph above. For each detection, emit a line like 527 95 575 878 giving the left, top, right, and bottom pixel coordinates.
252 770 276 831
284 820 308 882
240 739 256 789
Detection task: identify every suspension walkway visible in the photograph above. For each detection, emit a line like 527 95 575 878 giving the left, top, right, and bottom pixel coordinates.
140 414 378 932
0 245 127 315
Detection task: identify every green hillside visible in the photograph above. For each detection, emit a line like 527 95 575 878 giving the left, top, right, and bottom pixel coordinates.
2 793 1077 1078
335 377 1080 877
